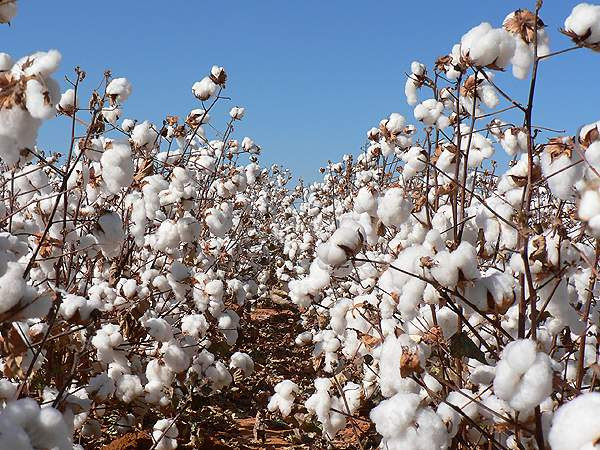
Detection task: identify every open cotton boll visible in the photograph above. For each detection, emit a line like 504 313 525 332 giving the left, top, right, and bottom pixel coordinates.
115 374 143 403
377 334 423 397
370 392 449 450
0 398 72 450
267 380 299 417
493 339 552 411
25 78 57 120
100 140 134 194
401 146 427 180
192 76 217 101
94 211 125 259
181 314 209 338
153 418 178 450
548 392 600 450
229 352 254 376
377 187 412 227
16 49 61 78
316 223 364 267
414 99 450 128
106 77 132 104
405 61 425 106
579 187 600 236
144 318 174 342
229 106 245 120
57 88 77 115
131 120 158 149
460 23 516 69
540 137 583 200
0 261 26 315
161 340 190 373
204 361 233 391
564 3 600 47
353 187 377 216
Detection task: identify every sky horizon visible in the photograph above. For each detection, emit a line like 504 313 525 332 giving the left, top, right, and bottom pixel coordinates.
2 1 599 182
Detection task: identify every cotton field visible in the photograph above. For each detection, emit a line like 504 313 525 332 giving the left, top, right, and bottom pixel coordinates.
1 1 600 449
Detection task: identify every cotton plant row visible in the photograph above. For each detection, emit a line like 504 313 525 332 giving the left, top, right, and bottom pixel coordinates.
274 4 600 450
0 43 301 448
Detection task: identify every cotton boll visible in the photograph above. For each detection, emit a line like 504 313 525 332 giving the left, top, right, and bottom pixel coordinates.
229 352 254 376
493 339 552 411
153 418 178 450
144 318 174 342
181 314 209 338
94 211 125 259
115 374 143 403
578 186 600 236
229 106 245 120
370 393 448 450
461 23 516 69
131 120 158 149
205 361 232 391
100 140 134 194
414 99 449 128
540 137 583 201
548 392 600 450
57 88 77 115
0 261 25 314
192 76 217 101
377 187 412 227
25 79 56 119
161 340 190 373
268 380 299 417
106 77 132 103
564 3 600 47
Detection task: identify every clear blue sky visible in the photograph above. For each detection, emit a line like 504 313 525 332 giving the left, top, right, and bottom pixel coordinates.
2 1 599 181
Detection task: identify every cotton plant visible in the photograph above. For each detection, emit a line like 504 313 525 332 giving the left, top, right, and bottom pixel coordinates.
278 3 600 448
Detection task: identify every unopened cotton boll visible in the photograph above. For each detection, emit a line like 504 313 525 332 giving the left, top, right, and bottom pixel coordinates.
493 339 552 411
548 392 600 450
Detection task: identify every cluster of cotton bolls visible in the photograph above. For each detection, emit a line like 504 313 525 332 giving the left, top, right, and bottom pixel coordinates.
0 45 306 448
3 3 600 449
269 4 600 449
